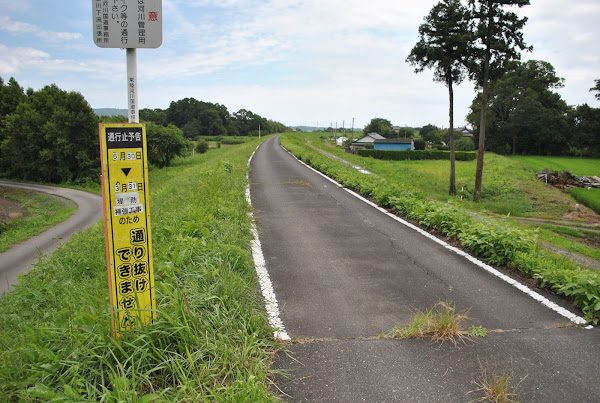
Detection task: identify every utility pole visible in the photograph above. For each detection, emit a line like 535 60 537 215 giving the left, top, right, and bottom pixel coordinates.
351 118 354 141
334 122 338 144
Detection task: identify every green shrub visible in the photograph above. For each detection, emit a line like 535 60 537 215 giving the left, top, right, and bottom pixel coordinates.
414 138 426 150
510 251 600 324
358 149 476 161
195 139 209 154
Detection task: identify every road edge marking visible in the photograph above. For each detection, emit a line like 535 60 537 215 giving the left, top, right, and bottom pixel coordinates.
284 147 591 329
247 145 291 341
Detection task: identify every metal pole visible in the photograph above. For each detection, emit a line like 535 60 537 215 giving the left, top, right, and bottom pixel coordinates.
335 122 337 144
127 48 139 123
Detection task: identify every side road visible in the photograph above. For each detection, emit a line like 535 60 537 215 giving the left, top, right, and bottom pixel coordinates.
250 136 600 402
0 181 103 295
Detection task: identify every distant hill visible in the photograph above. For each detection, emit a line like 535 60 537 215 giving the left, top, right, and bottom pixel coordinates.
94 108 128 117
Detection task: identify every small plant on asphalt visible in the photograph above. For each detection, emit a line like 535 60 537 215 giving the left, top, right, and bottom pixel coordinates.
468 325 489 337
469 358 526 403
381 301 470 345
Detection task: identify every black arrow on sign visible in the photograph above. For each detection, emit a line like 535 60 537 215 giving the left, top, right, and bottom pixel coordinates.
122 168 132 177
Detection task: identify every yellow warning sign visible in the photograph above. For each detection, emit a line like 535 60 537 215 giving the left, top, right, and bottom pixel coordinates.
99 123 155 333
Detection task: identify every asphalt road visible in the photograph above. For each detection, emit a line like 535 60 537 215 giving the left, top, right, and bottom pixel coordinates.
250 136 600 402
0 181 103 295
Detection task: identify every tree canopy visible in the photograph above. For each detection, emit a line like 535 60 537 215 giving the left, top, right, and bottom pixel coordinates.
363 118 394 137
467 60 569 155
146 122 191 168
0 82 99 184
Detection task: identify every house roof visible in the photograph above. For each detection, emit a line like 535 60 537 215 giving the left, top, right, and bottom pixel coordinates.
355 133 386 143
374 138 414 144
367 133 386 140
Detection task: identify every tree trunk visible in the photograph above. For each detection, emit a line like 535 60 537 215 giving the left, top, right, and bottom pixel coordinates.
474 56 490 201
512 132 517 155
449 81 456 195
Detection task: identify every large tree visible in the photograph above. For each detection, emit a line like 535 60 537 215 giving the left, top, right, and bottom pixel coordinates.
467 0 531 201
467 60 569 155
0 84 99 183
407 0 470 195
146 122 191 168
363 118 394 137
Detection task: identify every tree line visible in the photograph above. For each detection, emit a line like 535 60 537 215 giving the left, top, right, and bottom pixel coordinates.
0 77 289 184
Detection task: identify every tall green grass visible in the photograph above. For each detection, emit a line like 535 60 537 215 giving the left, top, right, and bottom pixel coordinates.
508 155 600 176
0 141 279 400
570 188 600 214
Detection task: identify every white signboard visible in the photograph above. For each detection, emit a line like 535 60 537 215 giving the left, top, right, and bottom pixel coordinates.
93 0 162 48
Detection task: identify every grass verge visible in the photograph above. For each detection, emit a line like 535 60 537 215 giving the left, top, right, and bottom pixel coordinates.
280 133 600 324
0 186 77 253
0 140 280 400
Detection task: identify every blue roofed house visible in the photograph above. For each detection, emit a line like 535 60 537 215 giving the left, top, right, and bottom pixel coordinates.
374 138 414 151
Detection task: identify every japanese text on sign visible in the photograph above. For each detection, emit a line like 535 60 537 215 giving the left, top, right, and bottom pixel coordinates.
99 123 155 333
93 0 162 48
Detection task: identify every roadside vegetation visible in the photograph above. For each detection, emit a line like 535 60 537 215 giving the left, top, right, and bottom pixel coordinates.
0 140 280 401
0 186 76 253
281 132 600 324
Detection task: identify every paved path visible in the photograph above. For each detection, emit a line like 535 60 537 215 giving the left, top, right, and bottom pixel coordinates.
250 136 600 402
0 182 103 295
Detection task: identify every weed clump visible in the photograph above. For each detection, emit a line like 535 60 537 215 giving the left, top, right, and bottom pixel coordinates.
469 358 526 403
381 301 471 345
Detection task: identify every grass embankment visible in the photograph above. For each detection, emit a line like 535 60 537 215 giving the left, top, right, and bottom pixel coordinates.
0 140 279 400
0 186 77 253
281 133 600 324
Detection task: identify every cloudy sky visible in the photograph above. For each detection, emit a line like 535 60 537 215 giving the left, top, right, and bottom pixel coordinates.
1 0 599 129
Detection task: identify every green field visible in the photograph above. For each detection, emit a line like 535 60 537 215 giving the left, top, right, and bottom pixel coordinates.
302 132 580 219
508 155 600 176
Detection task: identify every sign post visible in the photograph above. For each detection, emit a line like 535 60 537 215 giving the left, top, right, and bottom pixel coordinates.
93 1 162 333
92 0 163 123
100 123 155 333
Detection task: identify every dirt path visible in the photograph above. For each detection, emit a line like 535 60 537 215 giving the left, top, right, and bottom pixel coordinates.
0 188 26 221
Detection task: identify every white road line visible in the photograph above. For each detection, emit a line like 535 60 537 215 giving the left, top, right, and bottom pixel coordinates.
286 147 591 328
247 146 291 341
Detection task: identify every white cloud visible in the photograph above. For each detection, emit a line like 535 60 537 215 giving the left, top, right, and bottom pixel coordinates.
0 44 49 75
0 16 83 42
